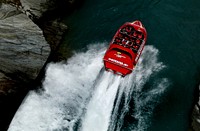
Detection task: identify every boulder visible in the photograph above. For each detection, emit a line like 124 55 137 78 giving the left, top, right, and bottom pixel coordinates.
0 0 79 130
0 4 50 81
18 0 69 53
20 0 51 18
0 3 50 130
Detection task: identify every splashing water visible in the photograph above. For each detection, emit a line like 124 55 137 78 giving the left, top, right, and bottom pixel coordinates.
109 46 169 131
8 44 168 131
8 44 106 131
80 72 121 131
81 45 168 131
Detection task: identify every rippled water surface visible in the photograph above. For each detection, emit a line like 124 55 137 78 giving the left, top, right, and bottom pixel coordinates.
61 0 200 130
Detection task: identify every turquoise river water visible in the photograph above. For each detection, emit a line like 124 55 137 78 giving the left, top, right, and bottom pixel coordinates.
61 0 200 130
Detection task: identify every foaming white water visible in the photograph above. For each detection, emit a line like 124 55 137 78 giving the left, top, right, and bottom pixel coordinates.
109 46 169 131
80 72 121 131
8 44 168 131
8 44 106 131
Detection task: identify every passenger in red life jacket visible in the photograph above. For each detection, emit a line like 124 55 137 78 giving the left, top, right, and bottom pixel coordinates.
131 46 138 53
133 45 139 50
122 39 126 45
133 31 137 37
120 28 126 34
118 33 123 38
127 41 133 47
125 36 129 40
138 33 143 39
136 39 141 44
126 26 131 33
114 37 121 44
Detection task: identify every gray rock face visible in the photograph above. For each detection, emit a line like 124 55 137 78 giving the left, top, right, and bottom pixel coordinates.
0 3 50 130
192 86 200 131
20 0 49 17
19 0 56 20
0 0 74 130
0 4 50 81
16 0 69 52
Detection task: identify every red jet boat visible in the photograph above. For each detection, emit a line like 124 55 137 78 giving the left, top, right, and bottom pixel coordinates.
103 20 147 77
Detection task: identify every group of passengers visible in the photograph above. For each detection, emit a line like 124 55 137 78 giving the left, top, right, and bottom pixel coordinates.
113 26 144 53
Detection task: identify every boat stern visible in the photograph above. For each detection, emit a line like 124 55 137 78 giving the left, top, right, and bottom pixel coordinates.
103 45 135 76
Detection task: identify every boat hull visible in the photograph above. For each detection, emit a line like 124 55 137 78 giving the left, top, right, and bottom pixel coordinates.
103 20 147 76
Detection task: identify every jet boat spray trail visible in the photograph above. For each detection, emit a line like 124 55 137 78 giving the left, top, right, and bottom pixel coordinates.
8 44 168 131
109 46 169 131
80 45 168 131
8 44 106 131
80 72 121 131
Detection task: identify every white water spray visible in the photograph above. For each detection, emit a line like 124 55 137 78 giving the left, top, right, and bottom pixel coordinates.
8 44 168 131
8 44 106 131
80 72 121 131
109 46 169 131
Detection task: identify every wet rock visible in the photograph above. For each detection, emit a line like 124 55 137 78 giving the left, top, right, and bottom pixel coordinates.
0 0 80 130
18 0 69 53
20 0 51 18
0 4 50 79
4 0 69 50
0 3 50 130
42 20 68 51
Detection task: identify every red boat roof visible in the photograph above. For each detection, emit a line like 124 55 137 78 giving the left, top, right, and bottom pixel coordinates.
103 20 147 76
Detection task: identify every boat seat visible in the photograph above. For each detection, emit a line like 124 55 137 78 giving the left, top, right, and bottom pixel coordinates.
131 48 138 53
119 43 123 46
120 28 127 34
127 41 133 47
130 37 136 42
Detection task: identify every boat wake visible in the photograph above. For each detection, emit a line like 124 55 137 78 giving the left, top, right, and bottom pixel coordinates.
80 72 121 131
8 43 168 131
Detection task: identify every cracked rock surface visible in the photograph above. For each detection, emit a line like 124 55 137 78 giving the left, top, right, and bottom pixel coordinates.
0 3 50 130
0 3 50 81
